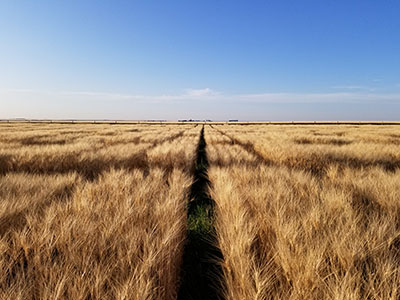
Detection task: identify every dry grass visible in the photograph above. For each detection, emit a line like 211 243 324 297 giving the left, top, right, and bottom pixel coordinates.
0 124 196 300
0 125 196 179
2 123 400 299
213 124 400 175
207 125 400 300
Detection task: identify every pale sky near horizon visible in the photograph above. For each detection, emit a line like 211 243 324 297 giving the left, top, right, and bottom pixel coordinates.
1 1 399 120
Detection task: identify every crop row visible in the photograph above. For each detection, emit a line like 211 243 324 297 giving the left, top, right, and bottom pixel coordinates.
1 123 399 299
0 124 197 299
206 125 400 299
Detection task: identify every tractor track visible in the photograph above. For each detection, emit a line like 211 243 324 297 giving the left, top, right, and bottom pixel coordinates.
178 126 223 300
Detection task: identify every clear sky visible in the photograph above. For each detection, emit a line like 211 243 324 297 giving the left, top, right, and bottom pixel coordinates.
1 1 399 120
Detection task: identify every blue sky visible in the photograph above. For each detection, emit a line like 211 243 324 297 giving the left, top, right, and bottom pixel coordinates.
1 1 399 120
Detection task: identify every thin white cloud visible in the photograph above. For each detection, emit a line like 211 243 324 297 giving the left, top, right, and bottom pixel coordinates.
239 92 400 103
183 88 219 97
2 89 143 98
1 88 399 104
59 91 143 99
5 88 39 93
1 88 400 120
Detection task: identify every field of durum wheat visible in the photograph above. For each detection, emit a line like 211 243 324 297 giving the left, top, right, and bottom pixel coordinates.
207 124 400 300
0 123 197 299
0 122 399 299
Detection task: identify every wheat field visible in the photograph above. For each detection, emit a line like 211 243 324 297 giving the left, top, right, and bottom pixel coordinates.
1 122 399 299
206 124 400 300
0 123 196 299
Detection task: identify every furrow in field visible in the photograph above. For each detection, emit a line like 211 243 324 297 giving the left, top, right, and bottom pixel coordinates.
178 126 224 300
